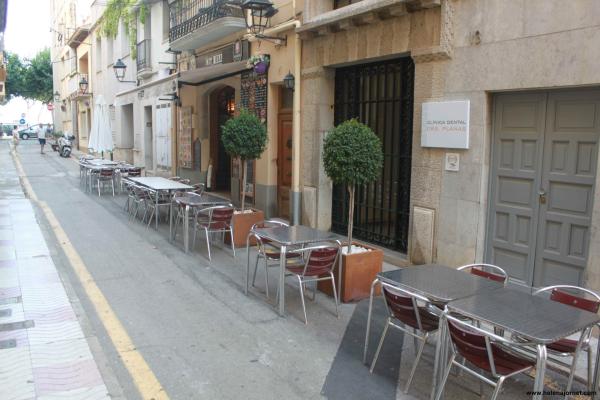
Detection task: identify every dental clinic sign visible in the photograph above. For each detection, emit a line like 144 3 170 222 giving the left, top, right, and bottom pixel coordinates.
421 100 470 149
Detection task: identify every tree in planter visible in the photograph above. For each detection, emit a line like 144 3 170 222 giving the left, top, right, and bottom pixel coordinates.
323 119 384 254
221 109 268 211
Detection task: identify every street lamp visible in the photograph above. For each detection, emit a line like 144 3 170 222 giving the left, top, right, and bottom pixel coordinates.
112 59 136 83
283 71 295 91
78 75 88 94
241 0 286 45
53 91 60 102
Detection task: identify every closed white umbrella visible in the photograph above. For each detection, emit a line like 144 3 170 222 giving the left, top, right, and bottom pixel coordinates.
88 95 113 155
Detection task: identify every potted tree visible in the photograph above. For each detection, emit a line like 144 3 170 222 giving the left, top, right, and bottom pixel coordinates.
221 109 268 246
319 119 385 302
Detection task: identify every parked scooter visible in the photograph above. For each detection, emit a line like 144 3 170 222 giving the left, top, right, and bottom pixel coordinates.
57 133 74 157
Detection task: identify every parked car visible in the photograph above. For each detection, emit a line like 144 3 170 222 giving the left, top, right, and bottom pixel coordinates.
19 124 53 140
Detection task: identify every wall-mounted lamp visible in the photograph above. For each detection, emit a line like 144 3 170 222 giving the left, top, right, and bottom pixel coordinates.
227 98 236 114
113 59 137 83
53 91 60 102
283 71 295 91
78 75 88 94
241 0 287 46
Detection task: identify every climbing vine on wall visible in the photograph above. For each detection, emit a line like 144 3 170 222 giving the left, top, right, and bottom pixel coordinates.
98 0 148 59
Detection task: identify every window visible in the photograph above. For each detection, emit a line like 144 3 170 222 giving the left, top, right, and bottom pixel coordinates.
95 37 102 71
162 0 170 41
106 38 114 66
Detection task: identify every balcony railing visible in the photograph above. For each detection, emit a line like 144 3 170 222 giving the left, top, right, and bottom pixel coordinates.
169 0 244 44
136 39 151 72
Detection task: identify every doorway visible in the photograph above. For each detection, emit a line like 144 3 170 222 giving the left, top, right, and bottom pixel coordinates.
210 86 235 192
278 87 293 219
487 89 600 287
144 105 153 171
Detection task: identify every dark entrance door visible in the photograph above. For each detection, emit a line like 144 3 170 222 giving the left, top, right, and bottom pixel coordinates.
332 57 414 252
211 86 235 191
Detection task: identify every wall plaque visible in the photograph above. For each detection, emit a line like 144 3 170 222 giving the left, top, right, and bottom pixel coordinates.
421 100 470 149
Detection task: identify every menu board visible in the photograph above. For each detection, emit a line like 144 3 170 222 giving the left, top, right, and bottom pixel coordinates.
241 71 268 123
178 106 193 168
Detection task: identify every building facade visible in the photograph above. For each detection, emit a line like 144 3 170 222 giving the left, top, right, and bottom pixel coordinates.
298 0 600 291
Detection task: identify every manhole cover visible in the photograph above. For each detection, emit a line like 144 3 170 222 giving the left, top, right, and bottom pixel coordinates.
0 320 34 331
0 339 16 349
0 309 12 318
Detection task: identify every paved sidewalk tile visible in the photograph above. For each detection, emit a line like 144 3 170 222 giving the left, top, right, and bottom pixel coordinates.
0 149 110 400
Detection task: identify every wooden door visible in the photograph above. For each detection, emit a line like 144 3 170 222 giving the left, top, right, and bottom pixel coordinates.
278 112 293 219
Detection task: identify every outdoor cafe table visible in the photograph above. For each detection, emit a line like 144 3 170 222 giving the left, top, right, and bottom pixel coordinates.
79 161 123 193
247 225 340 316
361 264 504 399
169 192 232 253
126 177 193 229
444 287 600 400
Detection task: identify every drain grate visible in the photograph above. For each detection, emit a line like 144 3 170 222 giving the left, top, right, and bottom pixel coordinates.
0 296 22 305
0 320 34 331
0 339 16 349
0 309 12 318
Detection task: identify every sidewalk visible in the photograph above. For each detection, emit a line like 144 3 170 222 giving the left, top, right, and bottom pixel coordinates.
0 144 110 399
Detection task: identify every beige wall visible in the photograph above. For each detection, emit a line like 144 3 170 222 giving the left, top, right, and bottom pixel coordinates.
300 0 600 290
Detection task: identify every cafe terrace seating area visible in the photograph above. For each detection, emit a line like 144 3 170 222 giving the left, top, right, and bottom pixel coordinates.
77 155 599 399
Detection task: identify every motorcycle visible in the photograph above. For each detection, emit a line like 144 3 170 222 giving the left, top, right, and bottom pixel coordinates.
57 134 74 157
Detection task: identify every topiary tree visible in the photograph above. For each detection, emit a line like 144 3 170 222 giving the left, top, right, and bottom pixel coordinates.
323 119 383 254
221 109 268 212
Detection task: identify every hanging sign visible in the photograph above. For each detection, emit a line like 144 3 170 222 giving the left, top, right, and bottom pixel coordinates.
421 100 470 149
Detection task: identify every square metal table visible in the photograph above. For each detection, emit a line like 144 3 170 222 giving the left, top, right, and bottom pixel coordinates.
169 192 232 253
127 177 193 229
363 264 504 363
445 287 600 400
247 225 340 316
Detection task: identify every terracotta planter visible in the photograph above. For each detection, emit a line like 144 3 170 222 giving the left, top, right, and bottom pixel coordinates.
318 242 383 303
226 209 264 247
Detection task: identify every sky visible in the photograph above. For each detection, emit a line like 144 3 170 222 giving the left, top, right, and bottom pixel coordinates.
0 0 52 125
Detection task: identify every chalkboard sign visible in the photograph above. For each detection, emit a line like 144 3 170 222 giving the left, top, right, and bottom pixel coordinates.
240 70 268 123
178 106 193 168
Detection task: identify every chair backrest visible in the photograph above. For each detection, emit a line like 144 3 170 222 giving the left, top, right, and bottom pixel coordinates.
206 207 234 230
169 176 181 181
192 183 205 195
127 167 142 177
100 168 113 177
535 285 600 313
180 179 191 185
381 282 437 332
447 316 492 369
296 244 339 277
457 263 508 285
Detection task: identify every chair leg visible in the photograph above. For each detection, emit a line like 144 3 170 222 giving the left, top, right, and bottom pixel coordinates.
205 228 211 261
297 276 308 324
264 256 269 299
97 180 101 196
587 347 593 390
404 335 427 394
370 320 390 373
111 180 115 196
329 272 339 318
490 376 505 400
230 228 236 257
566 347 583 392
146 207 155 228
434 354 456 400
252 254 260 287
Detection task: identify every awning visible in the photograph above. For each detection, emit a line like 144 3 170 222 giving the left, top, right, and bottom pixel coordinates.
177 61 251 87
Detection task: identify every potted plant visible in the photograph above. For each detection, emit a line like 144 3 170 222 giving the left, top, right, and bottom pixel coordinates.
319 119 385 302
246 54 270 74
221 109 268 246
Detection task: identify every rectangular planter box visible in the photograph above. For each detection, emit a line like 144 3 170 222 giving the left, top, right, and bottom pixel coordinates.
225 209 264 247
318 242 383 303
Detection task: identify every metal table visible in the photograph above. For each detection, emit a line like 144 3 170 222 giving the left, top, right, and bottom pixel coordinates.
169 192 232 253
248 225 340 316
127 177 192 229
79 162 123 193
445 287 600 400
362 264 504 400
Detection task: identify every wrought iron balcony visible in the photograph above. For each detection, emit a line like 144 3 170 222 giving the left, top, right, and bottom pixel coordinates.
136 39 151 73
169 0 245 51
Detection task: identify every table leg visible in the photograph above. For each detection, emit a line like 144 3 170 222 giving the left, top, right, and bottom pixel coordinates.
184 205 190 253
245 233 251 295
431 312 447 400
593 324 600 395
278 245 287 316
363 278 379 364
155 191 160 230
532 344 547 400
169 199 173 242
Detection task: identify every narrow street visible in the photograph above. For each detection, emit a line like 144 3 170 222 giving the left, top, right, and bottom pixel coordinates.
5 139 407 400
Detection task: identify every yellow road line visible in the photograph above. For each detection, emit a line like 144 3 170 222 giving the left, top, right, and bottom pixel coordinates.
13 151 169 400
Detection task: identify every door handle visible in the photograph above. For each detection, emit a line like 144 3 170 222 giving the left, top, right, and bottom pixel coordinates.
538 189 547 205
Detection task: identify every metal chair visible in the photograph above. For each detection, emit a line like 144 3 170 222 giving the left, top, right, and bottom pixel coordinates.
192 183 205 196
129 185 149 220
533 285 600 391
96 168 115 196
370 282 440 393
192 205 235 261
143 188 172 228
282 243 341 324
169 176 182 181
179 178 191 185
457 264 508 285
435 312 536 400
247 219 300 298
